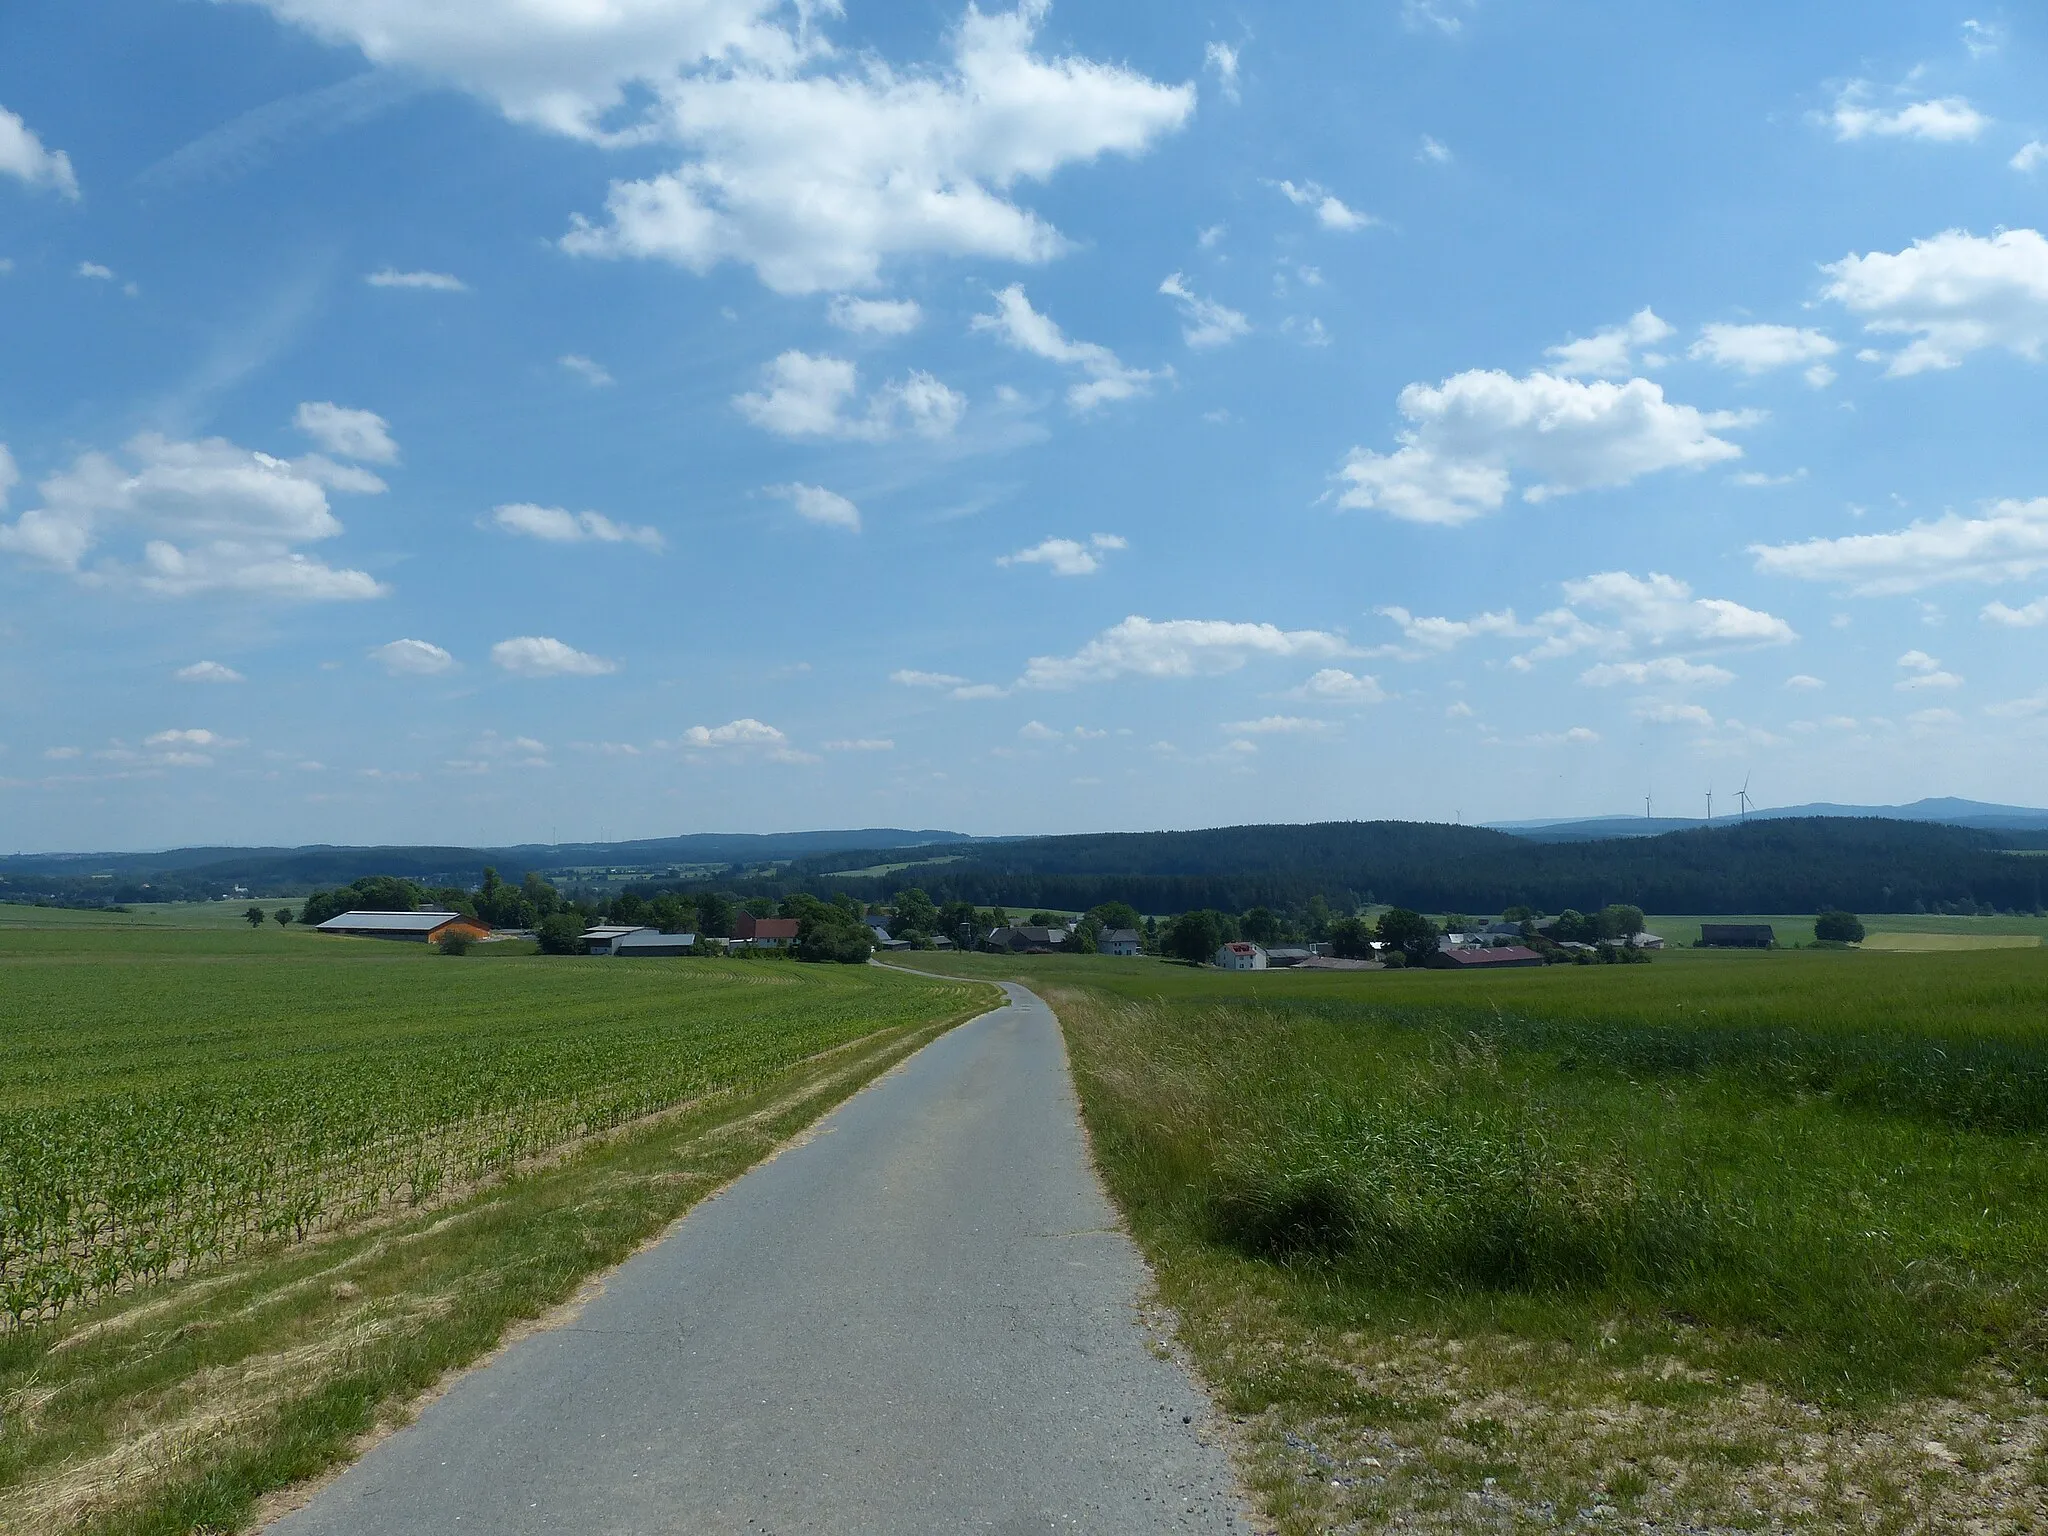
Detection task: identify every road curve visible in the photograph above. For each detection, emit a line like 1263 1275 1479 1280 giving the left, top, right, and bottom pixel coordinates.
268 981 1248 1535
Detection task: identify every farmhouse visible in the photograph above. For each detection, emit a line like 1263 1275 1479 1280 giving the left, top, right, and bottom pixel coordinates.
1700 923 1775 949
315 911 491 943
1427 945 1545 969
1215 941 1268 971
993 925 1065 953
734 914 800 947
1098 928 1142 956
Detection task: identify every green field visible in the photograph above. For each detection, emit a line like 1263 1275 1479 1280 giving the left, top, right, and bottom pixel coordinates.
897 944 2048 1531
0 907 993 1533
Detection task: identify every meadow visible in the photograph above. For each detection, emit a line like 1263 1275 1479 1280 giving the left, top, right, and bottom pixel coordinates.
899 943 2048 1532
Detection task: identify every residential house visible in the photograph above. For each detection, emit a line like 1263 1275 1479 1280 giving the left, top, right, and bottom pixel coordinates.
315 911 491 944
1214 941 1267 971
993 925 1065 953
734 913 801 948
1098 928 1142 957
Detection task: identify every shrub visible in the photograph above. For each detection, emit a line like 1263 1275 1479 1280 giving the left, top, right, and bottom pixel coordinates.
535 913 587 955
436 932 474 956
1815 910 1866 944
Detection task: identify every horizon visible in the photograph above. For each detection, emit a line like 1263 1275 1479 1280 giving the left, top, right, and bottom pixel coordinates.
5 3 2047 850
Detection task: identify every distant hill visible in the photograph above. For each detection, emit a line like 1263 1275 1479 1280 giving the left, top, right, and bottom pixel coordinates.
1494 797 2048 842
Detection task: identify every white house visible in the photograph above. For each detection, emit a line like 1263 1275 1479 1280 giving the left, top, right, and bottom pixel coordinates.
1098 928 1142 957
1214 941 1268 971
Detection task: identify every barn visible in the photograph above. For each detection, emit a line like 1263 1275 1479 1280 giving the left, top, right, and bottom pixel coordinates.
1699 924 1776 948
315 911 491 943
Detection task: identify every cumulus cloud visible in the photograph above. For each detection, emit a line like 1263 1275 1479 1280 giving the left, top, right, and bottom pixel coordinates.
891 668 967 689
293 401 398 463
1634 701 1715 727
364 267 467 291
1984 595 2048 627
0 431 386 600
1751 497 2048 594
1223 715 1334 735
767 482 860 531
1337 370 1753 525
1828 85 1987 143
551 3 1193 294
1579 657 1734 688
682 717 785 747
1821 228 2048 375
1690 322 1839 380
370 638 457 675
1562 571 1795 648
175 661 245 684
1896 649 1963 690
734 350 964 440
972 285 1164 410
1545 308 1673 378
823 737 894 751
491 636 616 677
1158 272 1250 349
998 532 1124 576
1285 668 1386 705
1020 616 1354 689
489 502 664 550
1403 0 1475 34
77 262 115 281
559 353 614 386
1270 177 1371 231
1418 135 1452 164
0 104 79 198
827 296 924 335
1784 673 1825 690
2015 142 2048 173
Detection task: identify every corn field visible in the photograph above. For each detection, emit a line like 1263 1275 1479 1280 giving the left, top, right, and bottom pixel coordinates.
0 928 978 1328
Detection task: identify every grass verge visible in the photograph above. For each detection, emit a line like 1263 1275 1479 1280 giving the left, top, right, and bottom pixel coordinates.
0 990 994 1535
897 949 2048 1533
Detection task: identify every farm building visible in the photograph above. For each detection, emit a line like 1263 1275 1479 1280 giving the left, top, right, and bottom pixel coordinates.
315 911 491 943
1098 928 1142 957
1263 947 1315 967
1214 942 1268 971
734 914 801 947
1427 945 1545 969
612 930 697 957
581 925 648 955
1700 923 1775 948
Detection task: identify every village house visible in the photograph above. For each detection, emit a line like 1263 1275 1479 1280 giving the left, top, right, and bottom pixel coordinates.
1214 941 1267 971
1098 928 1142 956
1427 945 1546 970
734 913 801 948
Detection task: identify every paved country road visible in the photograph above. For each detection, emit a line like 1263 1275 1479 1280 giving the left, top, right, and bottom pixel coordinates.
268 982 1250 1535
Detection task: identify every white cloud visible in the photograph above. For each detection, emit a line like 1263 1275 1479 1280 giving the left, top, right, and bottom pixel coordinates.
491 636 617 677
1159 272 1250 349
1337 370 1752 525
1403 0 1475 34
1223 715 1333 735
555 3 1194 294
734 350 963 439
1751 497 2048 594
1984 595 2048 627
1418 135 1452 164
1690 323 1838 376
767 482 860 531
823 737 894 751
1562 571 1795 648
1020 616 1354 689
1528 726 1601 745
1579 657 1734 688
77 262 115 281
1545 308 1674 378
293 402 398 464
972 285 1164 410
1634 701 1715 727
1895 650 1963 691
1018 719 1063 741
1784 673 1825 690
0 431 386 600
1204 41 1240 103
1828 85 1987 143
1731 469 1809 488
2014 142 2048 173
364 267 467 291
1375 604 1529 653
559 353 615 386
1821 228 2048 375
1271 178 1371 231
175 661 245 684
682 717 785 748
1285 668 1386 705
370 638 456 676
998 532 1124 576
891 668 967 689
0 105 79 198
146 728 227 748
1963 19 2003 58
827 296 924 335
489 502 664 550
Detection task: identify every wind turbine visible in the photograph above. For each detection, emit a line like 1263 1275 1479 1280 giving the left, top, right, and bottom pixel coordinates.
1736 774 1753 820
1705 785 1714 824
1645 790 1653 825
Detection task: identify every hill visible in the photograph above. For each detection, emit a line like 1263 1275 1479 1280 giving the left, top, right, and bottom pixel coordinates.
1495 797 2048 841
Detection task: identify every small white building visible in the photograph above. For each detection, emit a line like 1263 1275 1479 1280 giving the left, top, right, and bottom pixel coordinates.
1099 928 1142 957
1214 941 1268 971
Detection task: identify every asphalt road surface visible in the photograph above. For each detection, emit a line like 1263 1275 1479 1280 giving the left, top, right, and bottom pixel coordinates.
269 982 1249 1535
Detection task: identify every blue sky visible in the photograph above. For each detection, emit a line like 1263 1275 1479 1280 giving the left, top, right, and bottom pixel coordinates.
2 1 2046 851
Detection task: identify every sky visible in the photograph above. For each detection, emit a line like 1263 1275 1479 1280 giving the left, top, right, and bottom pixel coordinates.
2 2 2046 852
